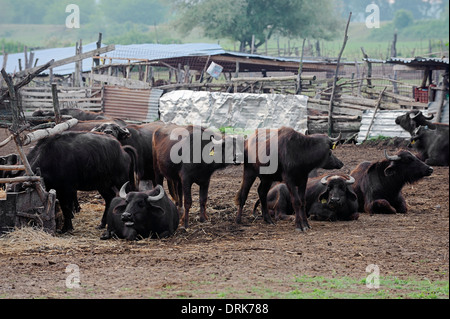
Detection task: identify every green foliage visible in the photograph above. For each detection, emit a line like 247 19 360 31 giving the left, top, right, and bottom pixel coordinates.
393 9 414 30
0 38 26 54
170 0 343 52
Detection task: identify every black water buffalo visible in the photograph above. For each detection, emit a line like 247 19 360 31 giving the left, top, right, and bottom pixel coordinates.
153 124 241 228
92 121 165 182
350 150 433 215
0 154 19 179
409 125 449 166
101 183 179 240
32 108 108 121
235 127 343 231
27 131 139 232
305 174 358 221
395 111 439 134
252 183 293 221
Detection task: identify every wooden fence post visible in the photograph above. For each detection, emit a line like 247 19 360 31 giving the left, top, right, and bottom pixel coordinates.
327 12 352 137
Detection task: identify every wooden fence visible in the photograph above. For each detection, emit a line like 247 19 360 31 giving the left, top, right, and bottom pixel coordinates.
19 86 103 114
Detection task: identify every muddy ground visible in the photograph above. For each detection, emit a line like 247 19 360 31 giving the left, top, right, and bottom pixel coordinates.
0 128 448 299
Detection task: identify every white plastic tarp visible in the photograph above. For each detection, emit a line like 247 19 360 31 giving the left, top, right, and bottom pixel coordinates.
159 90 308 132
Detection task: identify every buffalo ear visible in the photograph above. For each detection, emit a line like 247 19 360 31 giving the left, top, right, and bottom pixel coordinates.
384 162 396 176
346 187 358 202
117 127 131 140
318 190 329 204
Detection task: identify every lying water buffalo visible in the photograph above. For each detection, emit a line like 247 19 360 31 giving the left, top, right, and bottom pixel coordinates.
252 183 293 221
395 111 438 134
152 124 241 228
0 153 19 179
305 174 359 221
101 183 179 240
27 131 139 232
409 125 449 166
350 150 433 215
235 127 343 231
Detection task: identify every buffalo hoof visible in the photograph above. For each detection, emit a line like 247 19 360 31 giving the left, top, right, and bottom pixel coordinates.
96 223 106 230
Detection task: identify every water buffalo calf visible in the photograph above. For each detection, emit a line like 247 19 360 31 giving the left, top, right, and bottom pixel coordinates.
351 150 433 215
101 184 179 240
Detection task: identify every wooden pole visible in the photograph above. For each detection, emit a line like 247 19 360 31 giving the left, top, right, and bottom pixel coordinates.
363 86 387 143
327 12 352 137
296 38 307 95
51 83 62 124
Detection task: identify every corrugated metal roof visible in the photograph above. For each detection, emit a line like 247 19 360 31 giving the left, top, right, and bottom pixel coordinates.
0 42 104 75
357 110 413 143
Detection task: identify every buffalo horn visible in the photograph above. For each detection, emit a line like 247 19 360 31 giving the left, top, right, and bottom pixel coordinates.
147 185 165 202
320 175 331 185
409 111 420 119
345 175 356 185
329 133 342 143
424 113 434 121
210 135 224 145
384 150 401 161
119 182 129 199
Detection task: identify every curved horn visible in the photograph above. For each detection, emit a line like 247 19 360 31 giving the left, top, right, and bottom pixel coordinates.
423 113 434 121
119 182 129 199
345 175 356 185
409 111 421 119
384 150 401 161
329 133 342 143
147 185 165 202
320 175 331 185
210 135 224 145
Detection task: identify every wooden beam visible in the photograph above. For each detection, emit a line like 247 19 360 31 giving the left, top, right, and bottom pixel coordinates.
14 45 115 78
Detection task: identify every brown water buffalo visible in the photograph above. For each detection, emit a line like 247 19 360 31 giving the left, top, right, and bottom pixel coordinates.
350 150 433 215
152 124 241 228
235 127 343 232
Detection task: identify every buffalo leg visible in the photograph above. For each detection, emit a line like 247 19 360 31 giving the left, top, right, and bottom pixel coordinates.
257 179 274 225
199 180 210 223
285 177 310 231
58 190 76 233
235 169 257 224
366 199 397 214
181 179 193 228
98 189 116 229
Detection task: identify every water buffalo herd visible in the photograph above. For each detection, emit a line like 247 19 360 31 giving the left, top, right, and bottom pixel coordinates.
4 108 446 239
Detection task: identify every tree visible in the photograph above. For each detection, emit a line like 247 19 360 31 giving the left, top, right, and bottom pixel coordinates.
170 0 343 52
393 9 414 29
99 0 169 26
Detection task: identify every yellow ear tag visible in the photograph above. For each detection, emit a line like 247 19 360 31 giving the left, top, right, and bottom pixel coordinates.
321 199 327 204
411 140 416 145
209 148 215 156
332 143 337 150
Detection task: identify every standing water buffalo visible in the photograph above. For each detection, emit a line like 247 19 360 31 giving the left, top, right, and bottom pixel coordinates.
92 121 165 183
351 150 433 215
27 131 139 232
152 124 241 228
235 127 343 231
101 183 179 240
305 174 359 221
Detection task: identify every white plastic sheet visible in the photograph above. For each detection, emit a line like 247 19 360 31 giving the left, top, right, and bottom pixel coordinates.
159 90 308 132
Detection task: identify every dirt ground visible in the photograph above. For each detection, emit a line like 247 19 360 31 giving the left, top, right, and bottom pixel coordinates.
0 127 448 299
